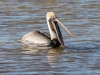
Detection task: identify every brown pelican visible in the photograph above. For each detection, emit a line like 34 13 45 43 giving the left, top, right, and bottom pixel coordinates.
19 12 73 49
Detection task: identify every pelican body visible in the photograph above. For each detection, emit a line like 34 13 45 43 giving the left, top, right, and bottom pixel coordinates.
20 12 73 49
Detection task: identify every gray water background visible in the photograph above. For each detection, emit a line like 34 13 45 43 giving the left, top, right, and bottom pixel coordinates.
0 0 100 75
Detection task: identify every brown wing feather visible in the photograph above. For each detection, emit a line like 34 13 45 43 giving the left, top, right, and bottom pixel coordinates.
20 31 52 48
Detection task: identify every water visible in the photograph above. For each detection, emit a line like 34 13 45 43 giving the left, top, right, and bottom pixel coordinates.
0 0 100 75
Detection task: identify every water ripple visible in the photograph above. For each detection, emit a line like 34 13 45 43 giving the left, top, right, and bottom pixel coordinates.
0 0 100 75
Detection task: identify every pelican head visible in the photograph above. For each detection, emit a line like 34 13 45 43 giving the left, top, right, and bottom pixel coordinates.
46 12 73 47
46 12 56 20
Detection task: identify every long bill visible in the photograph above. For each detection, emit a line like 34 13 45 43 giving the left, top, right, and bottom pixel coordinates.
55 18 73 36
51 21 64 47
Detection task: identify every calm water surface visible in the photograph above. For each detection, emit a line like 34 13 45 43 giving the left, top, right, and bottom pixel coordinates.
0 0 100 75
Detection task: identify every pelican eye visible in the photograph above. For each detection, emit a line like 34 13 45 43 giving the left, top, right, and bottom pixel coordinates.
50 18 55 21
